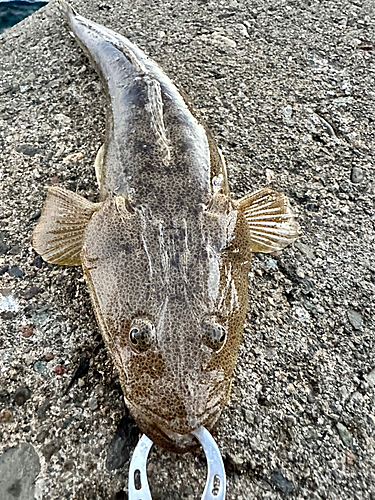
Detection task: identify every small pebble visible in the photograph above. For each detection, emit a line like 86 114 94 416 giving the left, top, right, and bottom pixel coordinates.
266 258 278 271
294 241 315 262
78 378 85 388
0 409 13 423
271 470 294 493
63 152 84 163
0 390 10 403
364 369 375 386
13 387 31 406
285 415 296 427
347 310 362 330
307 393 315 404
31 256 43 268
0 294 19 313
332 96 353 106
345 450 356 465
37 399 51 421
36 430 48 443
350 166 364 184
95 384 105 397
0 241 10 255
225 452 244 472
211 33 236 48
16 143 39 156
8 265 25 278
45 352 54 361
21 324 34 338
42 441 60 462
312 214 323 225
89 397 98 411
183 486 194 496
265 168 274 183
0 443 40 499
285 383 295 395
34 360 47 374
306 202 320 212
300 278 313 295
283 104 293 124
351 391 363 402
101 406 110 416
336 422 353 448
61 416 74 430
9 245 21 255
244 409 255 424
296 267 305 278
49 176 60 185
294 306 311 322
63 460 74 471
54 365 64 375
0 265 9 276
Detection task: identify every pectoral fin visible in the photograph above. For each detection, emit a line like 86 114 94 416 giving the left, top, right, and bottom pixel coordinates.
238 188 299 253
33 186 101 266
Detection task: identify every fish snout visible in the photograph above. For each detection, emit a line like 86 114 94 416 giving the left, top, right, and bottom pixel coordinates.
125 394 222 453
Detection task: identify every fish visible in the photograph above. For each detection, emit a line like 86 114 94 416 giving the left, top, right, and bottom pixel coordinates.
33 1 299 453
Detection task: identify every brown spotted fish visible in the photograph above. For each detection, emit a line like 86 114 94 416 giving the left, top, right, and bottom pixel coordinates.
33 2 299 453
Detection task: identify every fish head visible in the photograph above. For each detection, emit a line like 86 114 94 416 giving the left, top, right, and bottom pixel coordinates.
82 196 252 452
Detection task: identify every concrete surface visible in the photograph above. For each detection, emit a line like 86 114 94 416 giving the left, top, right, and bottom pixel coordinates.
0 0 374 499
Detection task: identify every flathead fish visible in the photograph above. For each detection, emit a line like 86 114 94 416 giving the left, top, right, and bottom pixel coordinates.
33 2 299 453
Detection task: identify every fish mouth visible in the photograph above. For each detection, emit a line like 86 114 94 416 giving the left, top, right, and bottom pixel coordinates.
125 397 222 453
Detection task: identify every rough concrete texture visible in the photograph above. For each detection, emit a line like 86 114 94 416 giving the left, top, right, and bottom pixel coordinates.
0 0 374 499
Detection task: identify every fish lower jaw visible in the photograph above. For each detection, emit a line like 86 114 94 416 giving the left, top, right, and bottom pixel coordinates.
157 426 200 451
124 397 222 453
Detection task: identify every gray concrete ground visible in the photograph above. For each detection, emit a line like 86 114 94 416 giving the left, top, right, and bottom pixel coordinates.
0 0 374 499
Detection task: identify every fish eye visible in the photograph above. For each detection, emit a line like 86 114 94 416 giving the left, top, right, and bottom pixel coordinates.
128 318 155 353
129 328 139 344
202 317 227 351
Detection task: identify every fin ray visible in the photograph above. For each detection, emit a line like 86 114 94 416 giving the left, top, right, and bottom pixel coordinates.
33 186 101 266
238 188 299 253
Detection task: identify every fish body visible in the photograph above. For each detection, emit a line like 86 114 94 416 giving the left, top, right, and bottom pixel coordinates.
33 2 299 452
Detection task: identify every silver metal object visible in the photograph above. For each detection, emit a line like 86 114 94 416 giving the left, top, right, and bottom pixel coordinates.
128 433 153 500
191 426 226 500
128 426 226 500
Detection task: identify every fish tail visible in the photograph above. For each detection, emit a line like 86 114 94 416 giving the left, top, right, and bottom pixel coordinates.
58 0 76 22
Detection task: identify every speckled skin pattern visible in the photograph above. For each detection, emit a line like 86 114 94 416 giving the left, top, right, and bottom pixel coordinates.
63 3 252 452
